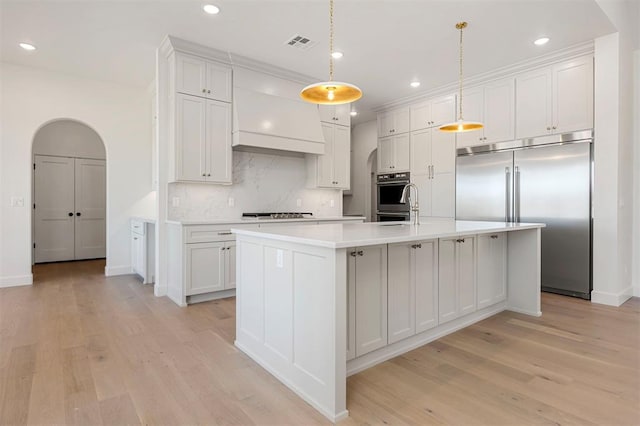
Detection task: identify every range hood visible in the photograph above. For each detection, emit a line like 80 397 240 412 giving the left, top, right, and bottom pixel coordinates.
232 87 325 155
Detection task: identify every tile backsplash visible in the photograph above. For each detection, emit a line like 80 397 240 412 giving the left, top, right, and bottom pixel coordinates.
168 150 343 220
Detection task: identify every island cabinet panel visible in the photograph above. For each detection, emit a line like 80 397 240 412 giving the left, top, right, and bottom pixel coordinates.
438 235 477 324
477 233 507 309
349 245 388 357
388 239 439 344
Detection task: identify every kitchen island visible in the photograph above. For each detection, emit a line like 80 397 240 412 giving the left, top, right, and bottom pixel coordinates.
231 220 544 422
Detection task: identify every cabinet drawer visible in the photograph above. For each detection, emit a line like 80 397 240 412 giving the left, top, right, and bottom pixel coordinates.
131 220 145 235
183 224 258 243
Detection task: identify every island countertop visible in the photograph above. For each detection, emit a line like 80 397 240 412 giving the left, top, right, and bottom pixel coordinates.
231 220 545 249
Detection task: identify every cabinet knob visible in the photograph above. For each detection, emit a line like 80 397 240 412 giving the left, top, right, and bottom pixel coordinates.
68 212 73 217
357 250 364 256
547 126 551 131
350 251 357 257
202 173 206 177
202 89 206 93
76 212 81 216
134 237 138 240
456 238 465 243
207 173 211 177
490 235 499 239
552 126 557 130
207 90 211 94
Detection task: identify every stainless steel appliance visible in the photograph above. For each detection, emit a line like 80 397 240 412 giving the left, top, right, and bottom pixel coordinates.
456 130 593 299
242 212 313 220
376 211 410 222
376 172 410 221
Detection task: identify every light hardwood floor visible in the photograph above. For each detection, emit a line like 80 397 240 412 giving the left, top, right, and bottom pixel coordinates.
1 260 638 425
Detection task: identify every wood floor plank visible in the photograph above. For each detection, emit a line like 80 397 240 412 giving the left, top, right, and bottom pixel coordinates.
1 260 638 425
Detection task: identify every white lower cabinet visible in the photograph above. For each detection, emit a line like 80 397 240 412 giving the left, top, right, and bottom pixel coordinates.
131 219 154 284
388 239 438 344
438 235 476 324
477 233 507 309
186 240 235 295
348 245 388 358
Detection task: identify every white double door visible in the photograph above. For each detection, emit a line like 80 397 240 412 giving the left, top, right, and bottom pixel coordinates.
34 155 106 263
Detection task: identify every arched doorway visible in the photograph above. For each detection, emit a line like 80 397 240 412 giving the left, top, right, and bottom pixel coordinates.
32 119 106 264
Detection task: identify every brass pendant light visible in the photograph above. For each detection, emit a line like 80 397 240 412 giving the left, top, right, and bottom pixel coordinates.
440 22 483 133
300 0 362 105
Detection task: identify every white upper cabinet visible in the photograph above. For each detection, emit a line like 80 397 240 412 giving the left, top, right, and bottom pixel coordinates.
378 107 410 137
377 133 410 173
410 94 456 131
457 78 515 148
308 123 350 189
205 99 233 183
175 53 232 102
516 55 593 139
319 104 351 127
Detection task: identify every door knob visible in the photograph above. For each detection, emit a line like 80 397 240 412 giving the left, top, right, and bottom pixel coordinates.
76 212 81 216
68 212 73 217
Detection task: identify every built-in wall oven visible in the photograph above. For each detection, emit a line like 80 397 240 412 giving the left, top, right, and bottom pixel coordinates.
376 172 410 221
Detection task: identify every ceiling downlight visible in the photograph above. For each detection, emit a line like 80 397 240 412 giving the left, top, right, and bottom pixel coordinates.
19 42 36 51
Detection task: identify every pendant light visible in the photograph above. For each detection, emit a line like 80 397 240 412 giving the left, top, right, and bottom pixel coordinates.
300 0 362 105
440 22 483 133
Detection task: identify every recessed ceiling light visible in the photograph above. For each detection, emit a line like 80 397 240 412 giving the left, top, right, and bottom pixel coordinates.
203 4 220 14
350 111 358 116
331 51 343 59
19 42 36 51
410 81 421 88
534 37 550 46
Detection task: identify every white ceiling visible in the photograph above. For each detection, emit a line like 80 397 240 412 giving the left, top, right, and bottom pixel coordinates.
1 0 614 122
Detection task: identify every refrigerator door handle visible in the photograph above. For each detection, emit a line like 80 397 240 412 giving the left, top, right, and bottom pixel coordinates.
505 167 511 222
514 166 521 222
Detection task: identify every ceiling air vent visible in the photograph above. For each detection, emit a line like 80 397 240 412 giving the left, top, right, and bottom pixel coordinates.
285 34 316 51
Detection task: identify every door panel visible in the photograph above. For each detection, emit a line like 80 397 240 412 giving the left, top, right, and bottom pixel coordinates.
74 158 106 260
186 242 225 295
410 129 431 175
415 240 438 333
34 155 75 262
438 239 457 324
483 78 515 143
413 173 432 217
431 130 456 175
206 99 232 183
430 95 456 128
333 125 350 188
206 62 232 102
456 87 484 148
431 172 455 218
456 151 513 221
176 54 207 98
177 94 207 181
355 245 388 357
457 237 476 316
515 142 591 296
553 57 593 133
225 242 236 289
387 243 415 344
393 134 411 171
515 68 552 139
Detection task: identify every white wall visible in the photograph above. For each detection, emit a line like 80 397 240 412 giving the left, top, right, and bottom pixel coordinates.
633 49 640 297
33 119 106 159
592 0 638 305
0 62 154 286
343 120 377 220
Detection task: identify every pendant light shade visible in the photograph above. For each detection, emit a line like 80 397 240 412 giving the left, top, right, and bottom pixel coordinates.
300 0 362 105
440 22 483 133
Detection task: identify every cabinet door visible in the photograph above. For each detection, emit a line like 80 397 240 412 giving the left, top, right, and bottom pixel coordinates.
410 102 431 132
388 243 415 344
333 104 352 127
318 105 335 124
354 245 388 357
224 241 236 289
205 62 232 102
176 54 207 98
205 100 232 183
515 68 553 139
378 112 393 136
410 129 431 175
456 87 485 148
431 130 456 175
413 173 432 217
415 240 438 333
483 78 515 144
333 125 350 189
176 94 207 181
457 236 476 316
430 95 456 128
393 107 411 135
553 56 593 134
378 138 393 172
186 242 225 295
347 255 356 361
317 123 335 187
132 234 143 276
477 233 507 309
393 133 411 171
438 238 458 324
431 173 455 218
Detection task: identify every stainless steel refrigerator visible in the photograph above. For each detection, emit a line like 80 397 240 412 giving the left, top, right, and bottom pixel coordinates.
456 130 592 299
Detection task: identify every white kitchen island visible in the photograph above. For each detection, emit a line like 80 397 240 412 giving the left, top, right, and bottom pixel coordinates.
232 220 545 422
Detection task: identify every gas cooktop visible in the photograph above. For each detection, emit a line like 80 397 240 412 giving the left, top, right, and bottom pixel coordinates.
242 212 314 220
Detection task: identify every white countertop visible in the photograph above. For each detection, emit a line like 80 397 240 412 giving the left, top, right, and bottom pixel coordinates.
231 220 545 249
131 216 156 224
166 216 365 226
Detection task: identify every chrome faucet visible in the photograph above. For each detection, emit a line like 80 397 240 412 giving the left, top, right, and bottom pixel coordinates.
400 183 420 225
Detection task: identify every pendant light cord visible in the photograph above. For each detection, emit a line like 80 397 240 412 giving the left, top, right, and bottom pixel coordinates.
329 0 334 82
458 23 464 121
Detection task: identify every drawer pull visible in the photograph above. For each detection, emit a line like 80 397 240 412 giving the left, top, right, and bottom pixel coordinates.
456 238 465 243
411 243 422 249
218 232 233 235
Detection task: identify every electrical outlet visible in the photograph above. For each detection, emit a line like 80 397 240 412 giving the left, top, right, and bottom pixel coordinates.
296 198 302 207
172 197 180 207
228 197 235 207
330 199 335 208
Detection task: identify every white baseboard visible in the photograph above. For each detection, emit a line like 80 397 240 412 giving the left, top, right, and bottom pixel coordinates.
633 285 640 298
0 274 33 288
104 265 133 277
154 285 167 297
591 286 633 306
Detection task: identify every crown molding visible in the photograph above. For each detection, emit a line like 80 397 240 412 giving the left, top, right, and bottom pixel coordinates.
160 35 232 64
375 40 595 112
229 53 316 85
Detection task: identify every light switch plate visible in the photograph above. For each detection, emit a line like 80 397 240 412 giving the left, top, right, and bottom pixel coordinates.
330 199 335 208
